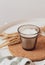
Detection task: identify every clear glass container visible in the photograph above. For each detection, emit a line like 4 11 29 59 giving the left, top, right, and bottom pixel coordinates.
18 24 40 50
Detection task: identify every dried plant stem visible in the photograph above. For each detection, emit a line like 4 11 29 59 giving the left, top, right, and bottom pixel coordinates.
0 32 21 48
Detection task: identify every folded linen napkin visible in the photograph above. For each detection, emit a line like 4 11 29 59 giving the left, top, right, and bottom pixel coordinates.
0 56 34 65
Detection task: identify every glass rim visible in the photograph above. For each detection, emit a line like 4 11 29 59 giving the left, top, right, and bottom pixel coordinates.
17 24 40 35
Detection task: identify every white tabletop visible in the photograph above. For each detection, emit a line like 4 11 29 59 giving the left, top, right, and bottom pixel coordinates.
0 19 45 65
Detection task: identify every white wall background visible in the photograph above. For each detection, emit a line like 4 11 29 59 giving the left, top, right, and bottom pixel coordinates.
0 0 45 22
